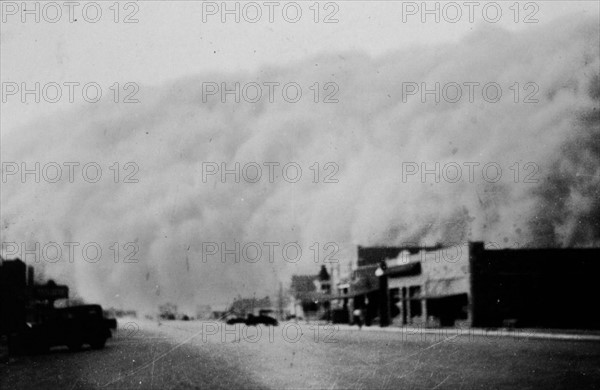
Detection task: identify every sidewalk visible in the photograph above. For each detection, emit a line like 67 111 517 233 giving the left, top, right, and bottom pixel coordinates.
298 321 600 342
0 336 9 363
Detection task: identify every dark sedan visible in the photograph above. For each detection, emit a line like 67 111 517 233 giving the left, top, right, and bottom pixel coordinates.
225 316 246 325
245 314 278 326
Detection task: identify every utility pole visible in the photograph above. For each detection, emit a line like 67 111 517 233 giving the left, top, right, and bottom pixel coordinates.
376 260 390 327
278 282 284 320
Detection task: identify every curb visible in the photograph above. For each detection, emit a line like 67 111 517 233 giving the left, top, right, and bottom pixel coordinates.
327 323 600 342
0 337 9 363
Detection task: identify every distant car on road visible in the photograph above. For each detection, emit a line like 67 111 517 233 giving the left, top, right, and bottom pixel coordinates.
225 316 246 325
245 314 278 326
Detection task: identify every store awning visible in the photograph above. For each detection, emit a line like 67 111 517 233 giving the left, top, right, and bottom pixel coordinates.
385 262 421 277
321 288 380 301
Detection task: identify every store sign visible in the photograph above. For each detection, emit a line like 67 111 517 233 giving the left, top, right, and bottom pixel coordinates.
33 284 68 300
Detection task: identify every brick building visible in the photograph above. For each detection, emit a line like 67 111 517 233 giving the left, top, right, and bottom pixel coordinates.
0 257 28 336
352 242 600 329
289 266 332 320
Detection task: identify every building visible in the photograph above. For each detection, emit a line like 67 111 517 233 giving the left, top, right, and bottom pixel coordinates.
469 243 600 329
289 266 332 321
0 257 28 336
0 256 69 355
351 242 600 329
195 304 213 320
369 244 470 327
229 296 274 317
210 304 230 320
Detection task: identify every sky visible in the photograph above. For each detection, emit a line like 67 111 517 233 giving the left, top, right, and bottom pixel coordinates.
1 1 598 129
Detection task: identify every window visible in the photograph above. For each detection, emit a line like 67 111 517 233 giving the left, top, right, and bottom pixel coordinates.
390 288 401 318
409 286 422 318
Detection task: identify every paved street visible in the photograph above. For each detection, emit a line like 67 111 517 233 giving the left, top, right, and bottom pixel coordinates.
2 320 600 389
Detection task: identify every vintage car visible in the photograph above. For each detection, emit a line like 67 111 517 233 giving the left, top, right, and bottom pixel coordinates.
245 313 278 326
21 304 117 352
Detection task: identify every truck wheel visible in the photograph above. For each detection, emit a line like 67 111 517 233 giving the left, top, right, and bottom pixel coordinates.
67 336 83 351
8 333 25 356
90 336 107 349
67 342 82 351
33 340 50 354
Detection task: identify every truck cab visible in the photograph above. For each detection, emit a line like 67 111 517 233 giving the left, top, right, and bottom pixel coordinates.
25 304 117 352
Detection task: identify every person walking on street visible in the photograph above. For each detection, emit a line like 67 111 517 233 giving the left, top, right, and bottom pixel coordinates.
353 308 363 329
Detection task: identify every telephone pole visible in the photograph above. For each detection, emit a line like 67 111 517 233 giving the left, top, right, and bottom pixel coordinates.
278 282 284 320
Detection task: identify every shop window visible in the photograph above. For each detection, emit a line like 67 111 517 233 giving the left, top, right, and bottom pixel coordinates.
390 288 400 318
409 286 422 318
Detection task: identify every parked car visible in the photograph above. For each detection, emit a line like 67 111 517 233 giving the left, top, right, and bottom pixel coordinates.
18 304 117 352
245 314 278 326
225 316 246 325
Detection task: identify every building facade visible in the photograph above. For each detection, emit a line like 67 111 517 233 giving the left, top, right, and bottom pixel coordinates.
0 257 28 336
352 242 600 329
289 266 333 321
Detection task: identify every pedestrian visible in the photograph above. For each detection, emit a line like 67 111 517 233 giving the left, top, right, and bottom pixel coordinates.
353 308 363 329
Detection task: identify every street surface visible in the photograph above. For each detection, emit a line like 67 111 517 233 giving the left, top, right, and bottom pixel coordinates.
1 319 600 389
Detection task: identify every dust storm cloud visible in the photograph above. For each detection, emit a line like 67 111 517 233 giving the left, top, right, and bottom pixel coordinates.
1 15 598 312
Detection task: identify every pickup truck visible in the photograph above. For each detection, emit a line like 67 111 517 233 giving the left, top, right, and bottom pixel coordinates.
22 304 117 352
